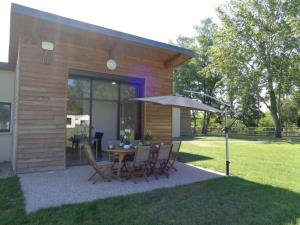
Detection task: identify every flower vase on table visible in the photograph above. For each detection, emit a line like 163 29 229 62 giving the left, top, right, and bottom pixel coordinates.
122 128 132 149
123 144 131 149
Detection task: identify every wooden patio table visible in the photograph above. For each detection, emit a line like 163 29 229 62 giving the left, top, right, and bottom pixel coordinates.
104 146 159 181
104 148 135 181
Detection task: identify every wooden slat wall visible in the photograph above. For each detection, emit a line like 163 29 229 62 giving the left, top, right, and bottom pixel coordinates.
16 34 173 173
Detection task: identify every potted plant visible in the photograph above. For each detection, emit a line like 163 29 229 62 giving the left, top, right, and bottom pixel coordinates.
123 129 131 149
143 133 152 146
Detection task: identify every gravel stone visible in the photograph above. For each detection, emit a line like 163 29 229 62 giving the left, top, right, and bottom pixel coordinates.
19 162 222 213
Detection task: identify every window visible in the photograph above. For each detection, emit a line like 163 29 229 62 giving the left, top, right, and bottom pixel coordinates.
120 83 141 139
66 75 143 166
66 118 72 125
120 83 139 101
67 78 90 98
0 103 11 132
92 80 118 100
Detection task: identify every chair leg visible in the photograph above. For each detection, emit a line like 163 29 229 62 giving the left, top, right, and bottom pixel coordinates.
143 169 149 182
164 169 170 178
143 163 149 182
127 165 133 180
126 164 136 183
94 172 111 183
166 159 176 172
130 168 137 184
133 174 137 184
159 161 169 178
170 159 177 172
88 172 97 181
147 162 154 177
92 174 101 184
103 163 113 175
154 168 159 180
164 162 170 178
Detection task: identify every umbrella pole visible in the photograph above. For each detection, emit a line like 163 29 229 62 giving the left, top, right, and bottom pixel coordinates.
224 107 230 176
183 90 232 176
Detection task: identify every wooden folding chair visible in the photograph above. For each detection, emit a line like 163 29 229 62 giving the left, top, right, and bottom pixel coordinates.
167 141 181 172
83 144 112 184
126 146 151 184
151 145 172 179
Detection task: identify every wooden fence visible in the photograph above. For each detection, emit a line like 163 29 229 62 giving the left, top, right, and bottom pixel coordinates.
192 127 300 137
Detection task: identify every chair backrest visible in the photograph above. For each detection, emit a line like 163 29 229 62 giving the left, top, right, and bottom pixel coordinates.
171 141 181 153
134 146 150 162
83 145 98 170
73 135 81 142
107 140 120 148
157 145 171 161
95 132 104 140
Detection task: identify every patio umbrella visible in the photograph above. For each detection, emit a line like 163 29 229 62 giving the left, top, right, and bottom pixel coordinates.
131 95 222 113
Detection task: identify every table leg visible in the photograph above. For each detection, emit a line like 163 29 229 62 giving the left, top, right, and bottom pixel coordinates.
117 154 125 181
79 145 82 162
96 141 98 161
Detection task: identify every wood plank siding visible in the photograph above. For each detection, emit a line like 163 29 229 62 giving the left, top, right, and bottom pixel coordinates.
15 33 174 173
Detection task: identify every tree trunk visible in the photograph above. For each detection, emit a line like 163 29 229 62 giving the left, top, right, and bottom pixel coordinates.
192 111 197 135
202 112 211 135
265 57 282 138
202 112 207 134
269 88 282 138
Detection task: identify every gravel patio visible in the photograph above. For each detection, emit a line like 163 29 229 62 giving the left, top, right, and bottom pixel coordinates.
19 162 223 213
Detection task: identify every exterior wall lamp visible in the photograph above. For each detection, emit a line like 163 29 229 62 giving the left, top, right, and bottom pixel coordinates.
41 41 54 64
106 59 117 71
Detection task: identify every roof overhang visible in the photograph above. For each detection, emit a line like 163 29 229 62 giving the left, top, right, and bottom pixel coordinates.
8 3 194 69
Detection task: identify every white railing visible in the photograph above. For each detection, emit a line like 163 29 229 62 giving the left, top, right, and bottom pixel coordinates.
192 126 300 137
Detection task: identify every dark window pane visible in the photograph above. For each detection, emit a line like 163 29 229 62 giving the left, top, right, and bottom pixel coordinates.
0 103 11 132
120 83 139 101
66 118 72 125
92 80 118 100
68 78 90 98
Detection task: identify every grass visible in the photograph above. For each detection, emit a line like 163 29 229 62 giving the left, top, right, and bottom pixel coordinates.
1 136 300 225
179 136 300 192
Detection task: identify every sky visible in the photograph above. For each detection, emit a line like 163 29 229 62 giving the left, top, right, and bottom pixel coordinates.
0 0 226 62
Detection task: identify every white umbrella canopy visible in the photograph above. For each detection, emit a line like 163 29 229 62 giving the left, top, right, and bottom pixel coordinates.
131 95 222 113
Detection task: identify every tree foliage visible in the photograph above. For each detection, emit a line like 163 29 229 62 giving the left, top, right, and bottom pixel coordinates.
173 18 222 134
173 0 300 137
210 0 300 137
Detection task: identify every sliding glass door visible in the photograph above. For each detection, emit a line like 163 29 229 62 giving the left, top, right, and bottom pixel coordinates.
91 80 118 152
66 75 142 166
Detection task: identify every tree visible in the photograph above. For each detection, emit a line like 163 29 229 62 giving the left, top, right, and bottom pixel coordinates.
173 18 222 134
213 0 300 137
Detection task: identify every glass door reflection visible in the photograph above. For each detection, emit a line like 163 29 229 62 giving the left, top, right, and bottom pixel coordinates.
66 78 92 166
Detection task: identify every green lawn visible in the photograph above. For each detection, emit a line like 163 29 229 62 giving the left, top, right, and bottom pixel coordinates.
1 136 300 225
179 136 300 192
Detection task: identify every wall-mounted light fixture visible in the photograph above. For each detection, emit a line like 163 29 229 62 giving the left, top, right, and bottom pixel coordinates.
41 41 54 64
106 59 117 71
